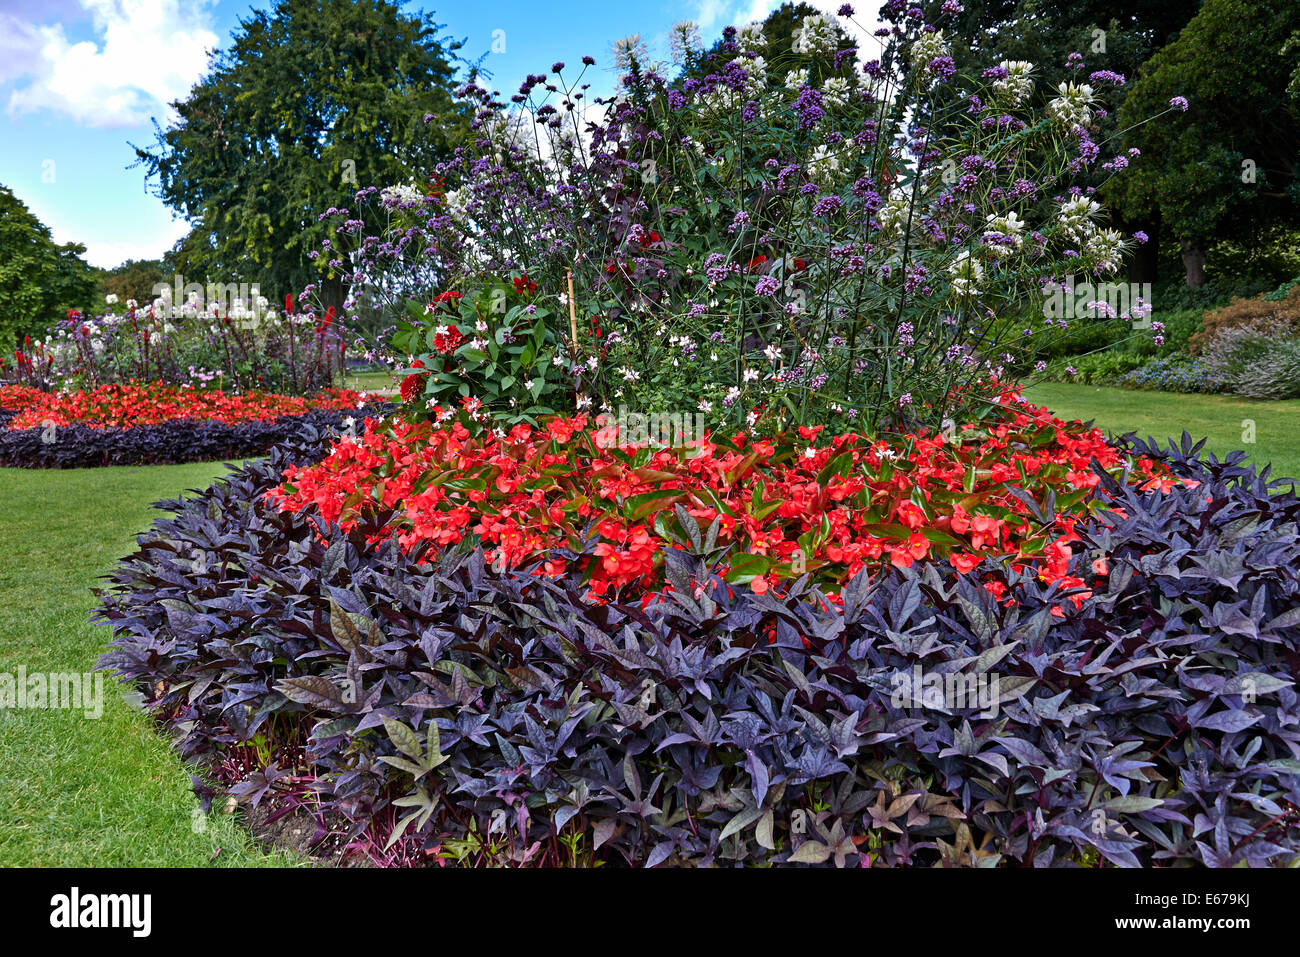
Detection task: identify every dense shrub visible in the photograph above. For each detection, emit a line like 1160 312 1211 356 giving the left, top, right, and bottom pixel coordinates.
0 405 392 469
97 429 1300 867
1200 322 1300 400
1190 285 1300 354
1040 351 1147 385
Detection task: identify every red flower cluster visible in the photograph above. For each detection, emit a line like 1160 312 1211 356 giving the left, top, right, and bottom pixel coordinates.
269 394 1189 604
0 383 363 430
431 325 464 355
512 274 538 295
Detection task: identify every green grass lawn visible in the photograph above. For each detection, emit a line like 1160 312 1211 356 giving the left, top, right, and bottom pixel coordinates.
1024 383 1300 483
343 367 397 393
0 461 299 867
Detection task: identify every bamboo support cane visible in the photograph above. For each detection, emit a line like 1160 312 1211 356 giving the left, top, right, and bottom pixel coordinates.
566 269 580 356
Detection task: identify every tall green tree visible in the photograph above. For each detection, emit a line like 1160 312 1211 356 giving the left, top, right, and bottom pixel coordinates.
133 0 471 311
1110 0 1300 287
0 184 98 348
101 258 166 306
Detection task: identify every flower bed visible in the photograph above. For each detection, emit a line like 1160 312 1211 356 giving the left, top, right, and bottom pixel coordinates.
96 429 1300 867
268 393 1183 605
0 383 388 469
0 383 362 429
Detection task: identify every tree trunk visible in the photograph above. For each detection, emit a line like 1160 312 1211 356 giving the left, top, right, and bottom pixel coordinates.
1179 237 1206 289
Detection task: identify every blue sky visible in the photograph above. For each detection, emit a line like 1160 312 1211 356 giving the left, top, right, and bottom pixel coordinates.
0 0 834 269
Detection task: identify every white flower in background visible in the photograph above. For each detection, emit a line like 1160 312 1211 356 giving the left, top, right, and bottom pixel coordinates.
1057 195 1102 241
668 20 702 64
1085 228 1125 274
783 68 810 92
698 398 713 413
620 366 640 383
105 294 119 305
613 34 648 71
700 58 766 114
763 344 781 363
807 143 852 188
736 21 766 54
1048 81 1096 129
91 339 105 356
576 394 592 411
877 195 911 237
126 298 137 310
949 250 984 295
821 76 853 110
743 367 760 382
993 61 1035 106
380 183 424 207
983 211 1026 257
793 13 839 56
442 187 470 222
910 30 950 69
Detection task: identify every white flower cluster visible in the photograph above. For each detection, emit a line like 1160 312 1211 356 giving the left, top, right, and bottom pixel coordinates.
1057 195 1102 242
910 30 950 70
736 21 766 54
1084 228 1125 274
1047 81 1096 129
993 61 1035 106
807 142 855 189
380 183 424 207
699 58 767 115
821 75 856 110
792 13 839 56
442 186 471 223
982 211 1026 258
876 195 912 238
949 250 984 295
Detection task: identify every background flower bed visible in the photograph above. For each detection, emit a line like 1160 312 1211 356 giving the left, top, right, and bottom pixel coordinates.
96 431 1300 867
0 384 392 469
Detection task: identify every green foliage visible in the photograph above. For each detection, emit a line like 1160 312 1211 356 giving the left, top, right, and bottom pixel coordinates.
100 259 166 307
133 0 471 309
1110 0 1300 250
0 184 98 348
392 283 570 426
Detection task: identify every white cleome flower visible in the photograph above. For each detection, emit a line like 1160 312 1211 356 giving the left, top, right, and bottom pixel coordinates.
949 250 984 295
910 30 950 70
792 13 839 56
983 211 1026 258
993 61 1035 106
1047 81 1096 129
1057 195 1102 242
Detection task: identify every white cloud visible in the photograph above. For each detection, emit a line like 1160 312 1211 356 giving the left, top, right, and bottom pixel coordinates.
6 0 218 128
52 217 190 269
